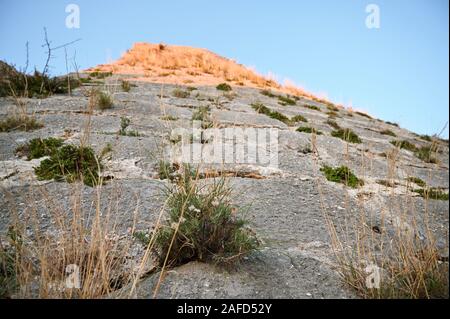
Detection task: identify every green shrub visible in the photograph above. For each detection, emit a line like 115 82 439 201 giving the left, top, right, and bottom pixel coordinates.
260 89 276 98
320 165 364 188
15 137 64 160
251 103 291 125
406 177 426 188
34 144 101 187
390 140 417 152
278 95 296 106
172 88 190 98
153 172 259 267
413 188 448 201
380 129 397 137
291 115 308 123
415 145 438 163
420 135 434 142
216 83 232 91
269 111 291 124
251 103 271 115
331 128 362 144
0 61 80 98
0 115 43 132
296 126 322 135
303 104 321 111
355 111 372 119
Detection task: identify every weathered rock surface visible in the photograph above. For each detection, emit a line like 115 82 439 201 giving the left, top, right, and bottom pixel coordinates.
1 76 448 299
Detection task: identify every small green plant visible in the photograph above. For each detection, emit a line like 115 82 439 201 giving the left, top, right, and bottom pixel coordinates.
216 83 232 91
119 117 140 137
331 128 362 144
291 115 308 123
406 176 426 188
413 188 449 201
153 171 259 267
386 121 399 127
296 126 322 135
303 104 321 111
34 144 101 187
90 71 112 79
268 111 291 124
15 137 64 160
278 95 296 106
418 134 432 142
380 129 397 137
326 119 341 130
0 115 43 132
320 165 364 188
415 145 438 163
172 88 190 98
91 90 113 110
251 103 291 125
390 140 418 152
260 89 276 98
0 61 80 98
133 231 151 246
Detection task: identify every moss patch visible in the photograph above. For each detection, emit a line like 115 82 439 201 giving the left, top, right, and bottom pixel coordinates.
406 176 426 188
296 126 322 135
413 188 449 201
291 115 308 123
216 83 232 91
277 95 296 106
251 103 291 125
331 128 362 144
390 140 417 152
380 129 397 137
321 165 363 188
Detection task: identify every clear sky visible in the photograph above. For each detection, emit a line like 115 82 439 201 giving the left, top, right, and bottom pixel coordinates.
1 0 448 138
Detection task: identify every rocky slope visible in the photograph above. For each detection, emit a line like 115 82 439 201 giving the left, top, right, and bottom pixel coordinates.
0 45 448 299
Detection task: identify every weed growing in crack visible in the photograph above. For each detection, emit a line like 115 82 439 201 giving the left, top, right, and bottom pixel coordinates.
320 165 364 188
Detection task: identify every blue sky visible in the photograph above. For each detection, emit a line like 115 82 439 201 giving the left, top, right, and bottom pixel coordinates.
1 0 448 137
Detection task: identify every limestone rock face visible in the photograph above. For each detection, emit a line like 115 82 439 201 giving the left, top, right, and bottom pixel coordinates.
1 64 448 299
